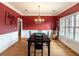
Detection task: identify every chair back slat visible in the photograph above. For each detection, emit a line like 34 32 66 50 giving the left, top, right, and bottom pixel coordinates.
34 33 43 49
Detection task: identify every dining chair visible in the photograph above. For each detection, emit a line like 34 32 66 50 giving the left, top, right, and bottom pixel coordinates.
37 30 42 33
47 31 49 37
43 31 50 46
34 33 43 56
29 30 34 46
29 30 32 36
47 30 52 40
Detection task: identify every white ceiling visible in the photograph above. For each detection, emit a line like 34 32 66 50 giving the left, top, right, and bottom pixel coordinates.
2 2 78 16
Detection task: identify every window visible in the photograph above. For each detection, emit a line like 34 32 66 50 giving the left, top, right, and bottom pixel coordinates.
75 14 79 41
59 12 79 41
65 17 69 27
59 18 65 36
69 16 74 27
76 15 79 27
75 28 79 41
69 28 74 39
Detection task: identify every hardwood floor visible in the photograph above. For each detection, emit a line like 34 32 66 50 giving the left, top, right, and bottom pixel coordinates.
0 38 78 56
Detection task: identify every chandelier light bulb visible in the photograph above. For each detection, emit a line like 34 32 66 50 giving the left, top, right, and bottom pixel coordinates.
42 19 44 22
34 19 37 22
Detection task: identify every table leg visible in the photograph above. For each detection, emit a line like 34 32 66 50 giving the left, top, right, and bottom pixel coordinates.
48 42 50 56
28 41 30 56
41 47 43 56
41 43 43 56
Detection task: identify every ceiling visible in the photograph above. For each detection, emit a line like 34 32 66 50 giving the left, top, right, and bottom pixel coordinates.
2 2 78 16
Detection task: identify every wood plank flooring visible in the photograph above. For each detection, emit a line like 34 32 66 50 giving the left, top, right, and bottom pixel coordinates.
0 38 78 56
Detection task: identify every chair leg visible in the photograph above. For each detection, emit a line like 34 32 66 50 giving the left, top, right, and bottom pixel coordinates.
41 48 43 56
41 44 43 56
34 48 36 56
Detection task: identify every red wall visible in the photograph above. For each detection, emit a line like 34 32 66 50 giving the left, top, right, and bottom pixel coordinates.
0 3 21 34
58 3 79 18
1 2 78 33
22 16 58 30
22 3 79 30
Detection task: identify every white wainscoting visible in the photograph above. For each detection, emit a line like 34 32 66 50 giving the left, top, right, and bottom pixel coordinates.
21 30 52 39
59 36 79 54
0 30 52 53
0 31 18 53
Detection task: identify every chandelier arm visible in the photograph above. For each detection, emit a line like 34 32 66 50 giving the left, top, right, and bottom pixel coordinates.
34 5 44 23
38 5 40 18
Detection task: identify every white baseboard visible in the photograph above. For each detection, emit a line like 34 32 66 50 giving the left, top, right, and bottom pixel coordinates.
0 31 18 53
59 36 79 54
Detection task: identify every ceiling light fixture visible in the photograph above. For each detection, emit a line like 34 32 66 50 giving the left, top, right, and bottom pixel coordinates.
25 9 28 12
34 5 44 23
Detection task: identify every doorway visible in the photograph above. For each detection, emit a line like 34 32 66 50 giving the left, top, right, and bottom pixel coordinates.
18 18 23 41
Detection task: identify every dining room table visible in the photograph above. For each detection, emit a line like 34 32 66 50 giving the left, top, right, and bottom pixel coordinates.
27 33 51 56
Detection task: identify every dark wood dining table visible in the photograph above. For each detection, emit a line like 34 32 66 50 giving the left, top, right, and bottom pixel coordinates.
27 33 51 56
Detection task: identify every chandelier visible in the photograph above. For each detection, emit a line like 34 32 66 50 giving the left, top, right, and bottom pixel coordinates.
34 5 45 23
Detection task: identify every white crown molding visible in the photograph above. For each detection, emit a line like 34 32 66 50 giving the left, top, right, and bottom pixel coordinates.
57 3 78 15
22 13 57 16
1 2 78 16
2 2 23 15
